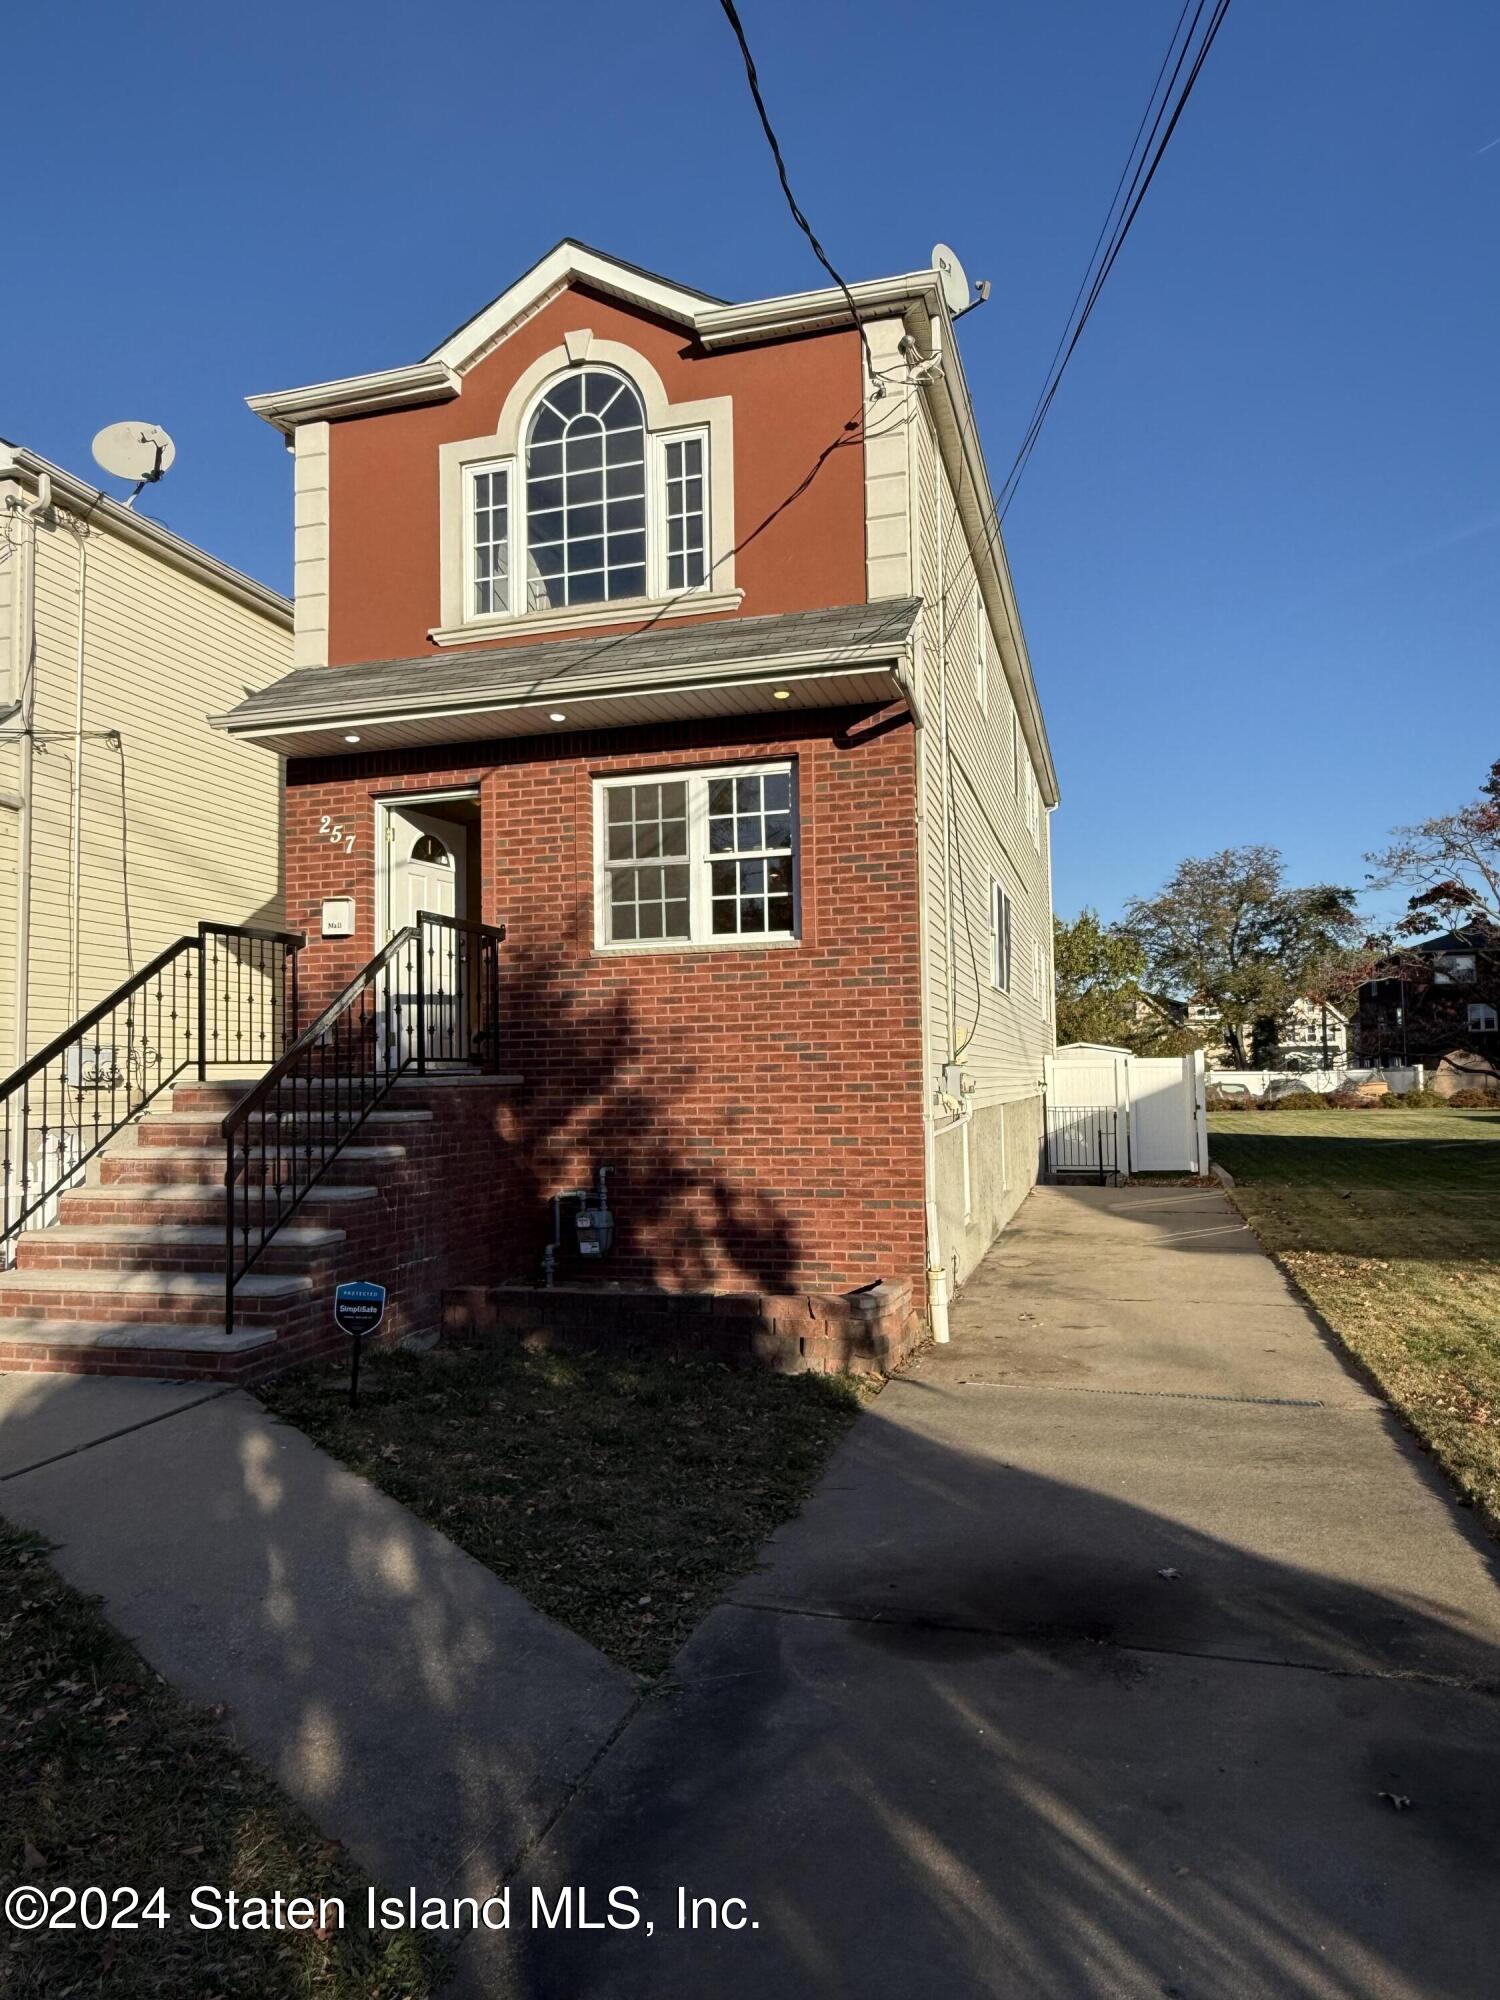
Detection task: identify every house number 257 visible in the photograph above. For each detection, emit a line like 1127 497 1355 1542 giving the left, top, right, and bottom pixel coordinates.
319 815 356 855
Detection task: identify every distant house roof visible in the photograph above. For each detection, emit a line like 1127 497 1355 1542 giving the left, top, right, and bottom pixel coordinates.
1412 921 1498 955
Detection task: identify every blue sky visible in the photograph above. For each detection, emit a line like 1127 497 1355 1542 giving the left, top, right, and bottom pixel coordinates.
6 0 1496 928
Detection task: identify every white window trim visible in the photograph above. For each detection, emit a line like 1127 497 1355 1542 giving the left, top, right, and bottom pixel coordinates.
1468 1002 1498 1032
434 340 740 644
463 459 514 621
652 424 711 601
593 761 801 955
990 878 1013 992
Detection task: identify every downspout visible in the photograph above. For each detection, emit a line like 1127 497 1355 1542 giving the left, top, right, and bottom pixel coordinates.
12 476 49 1067
896 329 952 1343
68 525 88 1019
899 654 950 1346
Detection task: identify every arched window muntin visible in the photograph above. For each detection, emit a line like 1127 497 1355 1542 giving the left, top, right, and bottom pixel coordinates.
524 366 648 610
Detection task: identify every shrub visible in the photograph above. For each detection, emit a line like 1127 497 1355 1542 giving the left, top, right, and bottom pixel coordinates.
1392 1086 1446 1108
1446 1087 1500 1109
1259 1089 1327 1111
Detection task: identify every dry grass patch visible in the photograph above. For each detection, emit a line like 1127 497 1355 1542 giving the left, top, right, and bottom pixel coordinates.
0 1516 436 2000
260 1339 863 1676
1210 1108 1500 1529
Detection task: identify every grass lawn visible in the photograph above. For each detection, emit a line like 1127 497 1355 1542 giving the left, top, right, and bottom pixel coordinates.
1210 1107 1500 1530
259 1340 861 1677
0 1517 435 2000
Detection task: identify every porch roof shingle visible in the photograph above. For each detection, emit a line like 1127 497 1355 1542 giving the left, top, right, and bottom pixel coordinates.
216 599 921 732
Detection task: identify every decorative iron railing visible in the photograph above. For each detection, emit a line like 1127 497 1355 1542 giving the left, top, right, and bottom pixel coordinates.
0 922 303 1262
222 915 504 1333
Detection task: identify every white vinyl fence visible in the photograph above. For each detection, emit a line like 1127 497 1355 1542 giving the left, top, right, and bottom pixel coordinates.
1046 1046 1209 1178
1208 1065 1424 1100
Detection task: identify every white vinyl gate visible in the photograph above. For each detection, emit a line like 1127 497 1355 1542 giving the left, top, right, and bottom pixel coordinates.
1045 1045 1209 1178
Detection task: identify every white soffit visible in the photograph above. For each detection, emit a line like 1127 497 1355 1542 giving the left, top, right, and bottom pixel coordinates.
222 666 905 759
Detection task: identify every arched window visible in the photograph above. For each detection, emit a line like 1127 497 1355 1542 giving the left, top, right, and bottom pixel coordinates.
525 370 647 609
411 834 452 866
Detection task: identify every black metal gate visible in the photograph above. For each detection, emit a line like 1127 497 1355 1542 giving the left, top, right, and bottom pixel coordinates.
1043 1103 1121 1185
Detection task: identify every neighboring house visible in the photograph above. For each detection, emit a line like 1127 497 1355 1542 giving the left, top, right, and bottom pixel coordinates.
214 239 1058 1344
1354 921 1500 1070
1272 995 1350 1071
0 444 291 1069
1142 992 1349 1069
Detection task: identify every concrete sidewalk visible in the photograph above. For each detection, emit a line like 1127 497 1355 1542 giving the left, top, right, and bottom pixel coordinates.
0 1373 637 1901
486 1185 1500 2000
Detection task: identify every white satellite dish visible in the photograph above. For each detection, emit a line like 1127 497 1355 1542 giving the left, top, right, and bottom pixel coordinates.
91 422 176 487
931 243 971 317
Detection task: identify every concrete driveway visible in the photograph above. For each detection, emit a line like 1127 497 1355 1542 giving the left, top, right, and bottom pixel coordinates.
484 1185 1500 2000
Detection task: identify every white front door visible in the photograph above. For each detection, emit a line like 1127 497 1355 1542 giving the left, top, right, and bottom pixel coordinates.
388 808 465 937
384 806 469 1064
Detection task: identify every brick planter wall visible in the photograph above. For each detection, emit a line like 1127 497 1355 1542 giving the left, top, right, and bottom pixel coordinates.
442 1277 925 1377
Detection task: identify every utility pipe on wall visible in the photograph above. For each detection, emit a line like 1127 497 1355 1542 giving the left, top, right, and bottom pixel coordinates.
68 525 88 1020
11 475 49 1068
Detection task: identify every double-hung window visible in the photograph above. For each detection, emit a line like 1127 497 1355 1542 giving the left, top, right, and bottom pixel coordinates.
661 431 708 591
990 880 1013 991
467 465 511 616
598 763 798 949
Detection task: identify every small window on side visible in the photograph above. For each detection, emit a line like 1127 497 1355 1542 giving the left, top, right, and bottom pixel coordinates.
990 881 1012 992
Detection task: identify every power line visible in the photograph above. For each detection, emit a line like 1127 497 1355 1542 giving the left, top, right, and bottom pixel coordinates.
996 0 1234 521
715 0 881 392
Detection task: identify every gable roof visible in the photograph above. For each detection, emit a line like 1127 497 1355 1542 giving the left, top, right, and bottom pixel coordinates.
245 240 948 432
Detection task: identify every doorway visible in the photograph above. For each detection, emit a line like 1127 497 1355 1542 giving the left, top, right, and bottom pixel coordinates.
377 792 485 1066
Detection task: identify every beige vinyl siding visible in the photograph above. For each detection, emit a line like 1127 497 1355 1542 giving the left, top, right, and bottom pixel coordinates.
0 498 289 1068
863 320 1056 1287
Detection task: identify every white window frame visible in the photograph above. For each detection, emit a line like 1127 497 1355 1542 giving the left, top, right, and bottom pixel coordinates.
1032 936 1042 1001
1011 709 1020 797
464 460 514 620
974 590 988 711
593 761 800 954
1434 954 1477 985
654 425 712 599
1468 1002 1498 1033
990 878 1013 992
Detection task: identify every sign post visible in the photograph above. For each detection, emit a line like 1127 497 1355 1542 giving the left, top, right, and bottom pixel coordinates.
335 1281 387 1410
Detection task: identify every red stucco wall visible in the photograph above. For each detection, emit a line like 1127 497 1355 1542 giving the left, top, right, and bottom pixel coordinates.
323 285 868 666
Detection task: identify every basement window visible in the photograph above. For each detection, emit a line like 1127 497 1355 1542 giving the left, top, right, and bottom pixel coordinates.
596 763 798 951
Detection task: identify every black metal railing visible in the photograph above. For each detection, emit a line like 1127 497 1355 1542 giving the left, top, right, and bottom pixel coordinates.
416 912 503 1072
222 915 504 1333
1044 1104 1121 1185
0 922 304 1264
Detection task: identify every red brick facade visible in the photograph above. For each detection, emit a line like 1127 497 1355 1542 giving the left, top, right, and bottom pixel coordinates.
285 708 927 1299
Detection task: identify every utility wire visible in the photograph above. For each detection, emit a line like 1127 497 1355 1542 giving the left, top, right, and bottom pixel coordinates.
715 0 881 392
995 0 1233 521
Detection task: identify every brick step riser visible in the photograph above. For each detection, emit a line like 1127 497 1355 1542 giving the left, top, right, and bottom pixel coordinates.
0 1292 306 1330
99 1151 399 1187
170 1084 404 1115
12 1237 335 1278
57 1188 370 1227
134 1124 400 1152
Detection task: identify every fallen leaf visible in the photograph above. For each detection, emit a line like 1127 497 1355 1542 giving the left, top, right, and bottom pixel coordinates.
1377 1791 1413 1811
1156 1567 1181 1581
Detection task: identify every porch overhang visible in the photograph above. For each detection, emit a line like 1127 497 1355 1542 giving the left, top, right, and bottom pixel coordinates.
211 599 921 759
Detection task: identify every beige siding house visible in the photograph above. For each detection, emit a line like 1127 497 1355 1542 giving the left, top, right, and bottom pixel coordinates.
863 316 1058 1296
0 444 292 1070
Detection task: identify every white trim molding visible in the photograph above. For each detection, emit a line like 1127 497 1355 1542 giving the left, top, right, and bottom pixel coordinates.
292 421 331 668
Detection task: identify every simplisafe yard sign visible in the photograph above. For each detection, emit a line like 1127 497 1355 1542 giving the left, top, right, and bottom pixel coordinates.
337 1281 386 1409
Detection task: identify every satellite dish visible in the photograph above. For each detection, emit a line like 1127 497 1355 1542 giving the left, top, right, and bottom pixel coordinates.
931 243 971 317
91 422 176 487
